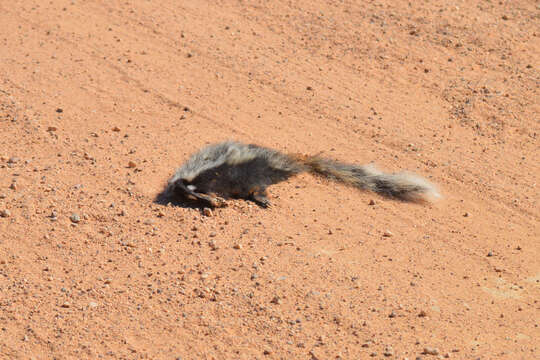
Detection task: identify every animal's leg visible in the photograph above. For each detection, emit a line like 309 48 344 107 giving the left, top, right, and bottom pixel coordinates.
250 188 271 208
195 192 227 208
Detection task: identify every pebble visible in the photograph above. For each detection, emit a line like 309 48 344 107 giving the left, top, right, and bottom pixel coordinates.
208 240 219 250
10 183 17 190
368 199 376 205
270 296 281 304
112 126 121 132
418 310 428 317
383 230 393 237
487 251 493 257
143 219 154 225
70 213 81 223
7 157 20 164
61 302 71 308
89 301 98 308
127 161 137 168
233 244 242 250
47 126 57 132
0 209 11 218
423 347 439 355
389 310 396 318
383 346 394 356
203 208 213 217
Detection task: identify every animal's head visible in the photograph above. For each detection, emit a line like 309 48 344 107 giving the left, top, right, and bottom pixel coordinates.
166 177 225 208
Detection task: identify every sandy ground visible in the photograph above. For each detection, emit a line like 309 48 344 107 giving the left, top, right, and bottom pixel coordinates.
0 0 538 359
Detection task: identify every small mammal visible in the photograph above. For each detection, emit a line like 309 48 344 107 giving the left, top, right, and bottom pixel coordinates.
164 141 440 208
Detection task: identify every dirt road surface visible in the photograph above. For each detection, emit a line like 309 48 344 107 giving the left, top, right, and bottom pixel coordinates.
0 1 538 359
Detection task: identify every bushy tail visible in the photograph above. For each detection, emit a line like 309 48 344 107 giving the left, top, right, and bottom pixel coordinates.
304 157 440 202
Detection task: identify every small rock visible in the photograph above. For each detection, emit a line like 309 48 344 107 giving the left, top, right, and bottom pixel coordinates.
383 230 393 237
60 302 70 308
383 346 394 356
487 251 493 257
423 347 439 355
7 157 20 164
127 161 137 168
306 86 313 91
208 240 219 250
143 219 154 225
270 296 282 304
501 15 509 20
47 126 57 132
112 126 121 132
389 311 396 318
368 199 376 205
418 310 427 317
0 209 11 218
233 243 242 250
463 212 470 217
203 208 213 217
70 213 81 223
89 301 98 308
56 108 63 113
9 183 17 190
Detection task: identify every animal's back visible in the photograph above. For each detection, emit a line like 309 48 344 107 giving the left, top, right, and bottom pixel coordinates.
168 141 304 200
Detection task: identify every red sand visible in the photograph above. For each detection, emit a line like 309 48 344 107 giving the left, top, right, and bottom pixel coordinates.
0 1 538 359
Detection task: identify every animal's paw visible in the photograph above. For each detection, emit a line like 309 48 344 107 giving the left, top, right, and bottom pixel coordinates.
210 196 228 208
252 196 271 208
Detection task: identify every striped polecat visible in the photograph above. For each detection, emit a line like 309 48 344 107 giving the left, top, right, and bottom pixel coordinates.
164 141 440 208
